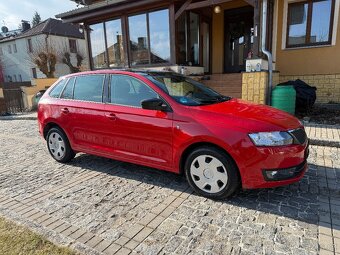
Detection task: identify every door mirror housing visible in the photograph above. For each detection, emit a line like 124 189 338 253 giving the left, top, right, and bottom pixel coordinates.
141 98 169 111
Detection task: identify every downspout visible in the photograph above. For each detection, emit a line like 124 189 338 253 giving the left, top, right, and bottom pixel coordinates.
261 0 273 105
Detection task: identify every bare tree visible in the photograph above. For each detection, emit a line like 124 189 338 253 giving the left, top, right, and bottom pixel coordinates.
61 51 85 73
28 40 58 78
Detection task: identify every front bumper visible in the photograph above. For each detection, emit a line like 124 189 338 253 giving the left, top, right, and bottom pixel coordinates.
239 141 309 189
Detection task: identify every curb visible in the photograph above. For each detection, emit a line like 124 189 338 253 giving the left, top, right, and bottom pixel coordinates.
0 117 37 121
309 139 340 148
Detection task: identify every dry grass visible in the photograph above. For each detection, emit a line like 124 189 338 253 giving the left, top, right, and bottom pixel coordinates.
0 216 76 255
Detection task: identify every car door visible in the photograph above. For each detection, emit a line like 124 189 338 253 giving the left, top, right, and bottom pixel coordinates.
58 74 111 154
104 74 174 170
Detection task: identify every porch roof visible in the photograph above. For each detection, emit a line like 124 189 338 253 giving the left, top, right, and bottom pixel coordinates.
56 0 166 23
56 0 256 23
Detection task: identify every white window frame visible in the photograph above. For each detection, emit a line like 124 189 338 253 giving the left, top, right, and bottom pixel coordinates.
282 0 340 50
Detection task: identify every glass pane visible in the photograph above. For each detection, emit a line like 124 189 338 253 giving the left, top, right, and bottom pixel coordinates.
288 3 308 45
176 14 188 65
61 78 75 99
89 23 107 69
189 12 199 65
106 19 125 67
311 0 332 43
49 79 68 98
149 9 170 64
111 75 157 107
73 75 105 103
129 14 149 65
202 22 210 73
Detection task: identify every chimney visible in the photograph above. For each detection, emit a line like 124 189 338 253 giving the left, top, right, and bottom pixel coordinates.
21 20 31 32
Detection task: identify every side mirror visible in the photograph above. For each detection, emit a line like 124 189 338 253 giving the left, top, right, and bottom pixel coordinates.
141 98 169 111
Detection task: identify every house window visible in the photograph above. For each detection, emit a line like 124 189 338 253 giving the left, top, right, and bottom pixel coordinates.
13 44 17 53
27 39 33 53
8 45 12 54
287 0 335 47
128 9 170 66
18 74 22 82
69 39 77 53
32 68 37 79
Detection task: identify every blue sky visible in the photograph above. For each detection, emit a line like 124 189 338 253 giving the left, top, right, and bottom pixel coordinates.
0 0 78 30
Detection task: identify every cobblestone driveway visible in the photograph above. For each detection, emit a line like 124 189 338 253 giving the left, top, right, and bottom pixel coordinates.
0 120 339 255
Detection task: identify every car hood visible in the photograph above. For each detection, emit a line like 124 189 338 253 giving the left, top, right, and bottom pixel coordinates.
189 98 302 133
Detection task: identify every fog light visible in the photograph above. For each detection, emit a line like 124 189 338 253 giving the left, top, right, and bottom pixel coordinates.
263 168 296 181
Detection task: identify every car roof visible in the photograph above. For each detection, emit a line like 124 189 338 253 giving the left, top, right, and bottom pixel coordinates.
61 69 178 79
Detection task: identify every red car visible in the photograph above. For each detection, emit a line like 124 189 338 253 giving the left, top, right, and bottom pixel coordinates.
38 70 309 199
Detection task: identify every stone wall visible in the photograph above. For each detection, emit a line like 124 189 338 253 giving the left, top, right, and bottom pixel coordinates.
279 74 340 104
242 72 273 104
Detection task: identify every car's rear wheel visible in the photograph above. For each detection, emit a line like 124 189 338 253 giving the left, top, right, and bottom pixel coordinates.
47 127 75 163
184 147 240 199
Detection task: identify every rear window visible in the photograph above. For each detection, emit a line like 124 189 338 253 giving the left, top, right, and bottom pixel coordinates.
73 75 105 103
49 79 68 98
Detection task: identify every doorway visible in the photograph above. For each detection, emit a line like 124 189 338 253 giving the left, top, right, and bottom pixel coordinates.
224 7 254 73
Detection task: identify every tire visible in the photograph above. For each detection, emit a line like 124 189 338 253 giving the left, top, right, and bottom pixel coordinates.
184 146 240 199
46 127 75 163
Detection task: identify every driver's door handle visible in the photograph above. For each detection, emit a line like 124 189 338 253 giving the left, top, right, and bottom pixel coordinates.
61 108 69 114
105 113 117 120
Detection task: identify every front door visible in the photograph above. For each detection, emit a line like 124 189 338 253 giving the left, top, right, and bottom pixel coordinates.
224 7 254 73
105 74 174 171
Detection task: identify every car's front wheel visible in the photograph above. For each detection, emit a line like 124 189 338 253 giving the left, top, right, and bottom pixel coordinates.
46 127 75 163
184 147 240 199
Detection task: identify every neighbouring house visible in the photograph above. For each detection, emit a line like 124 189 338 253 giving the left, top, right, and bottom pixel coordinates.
0 19 87 82
56 0 340 104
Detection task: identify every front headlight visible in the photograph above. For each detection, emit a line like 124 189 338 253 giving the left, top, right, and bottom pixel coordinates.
249 131 294 146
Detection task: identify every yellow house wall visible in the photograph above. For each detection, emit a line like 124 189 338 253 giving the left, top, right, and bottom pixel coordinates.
22 78 58 110
212 0 249 74
275 1 340 75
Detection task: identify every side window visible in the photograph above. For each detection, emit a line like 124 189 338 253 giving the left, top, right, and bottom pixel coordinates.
61 77 75 99
73 75 105 102
49 79 68 98
110 75 158 107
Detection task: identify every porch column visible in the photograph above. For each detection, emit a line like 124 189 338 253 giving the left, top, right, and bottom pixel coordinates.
253 0 260 57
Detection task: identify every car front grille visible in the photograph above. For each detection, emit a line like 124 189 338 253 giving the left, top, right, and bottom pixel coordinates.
289 128 307 145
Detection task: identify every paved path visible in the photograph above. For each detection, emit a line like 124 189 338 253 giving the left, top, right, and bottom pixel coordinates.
0 120 340 255
305 123 340 147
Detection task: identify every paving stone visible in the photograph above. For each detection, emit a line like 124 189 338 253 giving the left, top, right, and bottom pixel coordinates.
124 224 144 239
335 238 340 254
69 228 87 240
95 239 113 252
139 213 157 226
78 232 95 244
115 247 131 255
148 215 165 229
116 236 130 246
86 235 103 248
125 239 140 250
319 234 334 252
103 243 121 255
133 227 153 242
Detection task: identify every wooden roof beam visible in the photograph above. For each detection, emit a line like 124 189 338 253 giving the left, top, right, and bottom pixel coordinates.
186 0 254 10
175 0 192 20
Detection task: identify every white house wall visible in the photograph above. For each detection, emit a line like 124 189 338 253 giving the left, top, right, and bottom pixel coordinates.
0 34 86 82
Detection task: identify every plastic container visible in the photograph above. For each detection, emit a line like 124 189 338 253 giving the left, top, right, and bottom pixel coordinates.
271 85 296 114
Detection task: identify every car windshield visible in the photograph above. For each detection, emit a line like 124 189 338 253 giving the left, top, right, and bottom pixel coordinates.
144 73 231 106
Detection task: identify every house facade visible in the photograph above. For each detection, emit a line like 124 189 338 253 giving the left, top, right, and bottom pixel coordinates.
57 0 340 104
0 19 87 82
